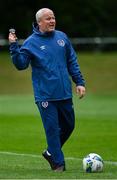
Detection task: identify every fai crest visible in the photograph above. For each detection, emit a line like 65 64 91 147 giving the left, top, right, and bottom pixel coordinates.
41 101 48 108
57 39 65 47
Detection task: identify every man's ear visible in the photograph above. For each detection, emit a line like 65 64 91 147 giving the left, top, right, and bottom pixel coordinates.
38 21 41 26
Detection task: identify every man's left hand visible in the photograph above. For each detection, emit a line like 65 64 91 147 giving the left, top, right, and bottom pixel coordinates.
76 85 86 99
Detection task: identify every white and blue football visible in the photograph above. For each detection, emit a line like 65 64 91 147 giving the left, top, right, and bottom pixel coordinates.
83 153 104 173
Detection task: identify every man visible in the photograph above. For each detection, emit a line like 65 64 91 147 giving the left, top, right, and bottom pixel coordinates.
9 8 86 172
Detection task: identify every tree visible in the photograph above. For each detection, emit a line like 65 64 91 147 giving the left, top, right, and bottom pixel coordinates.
0 0 117 38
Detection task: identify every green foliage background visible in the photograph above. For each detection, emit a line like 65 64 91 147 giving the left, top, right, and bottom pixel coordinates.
0 0 117 38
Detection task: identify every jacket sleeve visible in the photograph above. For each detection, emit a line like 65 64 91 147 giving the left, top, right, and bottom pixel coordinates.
9 41 31 70
66 37 85 87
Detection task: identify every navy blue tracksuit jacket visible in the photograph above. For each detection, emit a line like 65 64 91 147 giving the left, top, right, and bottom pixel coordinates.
10 24 85 102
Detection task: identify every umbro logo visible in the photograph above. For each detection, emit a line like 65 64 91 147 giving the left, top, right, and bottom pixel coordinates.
40 45 46 50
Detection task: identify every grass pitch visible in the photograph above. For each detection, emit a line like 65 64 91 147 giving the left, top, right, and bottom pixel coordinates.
0 94 117 179
0 52 117 178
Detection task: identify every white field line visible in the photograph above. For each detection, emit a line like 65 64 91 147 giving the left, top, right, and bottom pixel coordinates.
0 151 117 166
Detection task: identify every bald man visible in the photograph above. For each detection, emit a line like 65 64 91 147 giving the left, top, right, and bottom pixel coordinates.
9 8 86 172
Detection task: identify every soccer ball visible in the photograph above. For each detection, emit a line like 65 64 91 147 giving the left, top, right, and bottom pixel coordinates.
83 153 104 173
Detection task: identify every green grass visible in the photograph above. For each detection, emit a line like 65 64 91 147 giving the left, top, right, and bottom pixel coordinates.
0 94 117 179
0 52 32 94
78 52 117 94
0 152 117 179
0 51 117 95
0 52 117 178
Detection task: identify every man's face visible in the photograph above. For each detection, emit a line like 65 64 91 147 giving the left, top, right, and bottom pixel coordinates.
38 10 56 32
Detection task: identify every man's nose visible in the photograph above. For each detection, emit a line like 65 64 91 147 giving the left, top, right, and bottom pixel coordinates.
50 18 55 23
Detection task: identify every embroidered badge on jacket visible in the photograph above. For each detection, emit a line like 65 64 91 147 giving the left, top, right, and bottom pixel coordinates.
41 101 48 108
57 39 65 47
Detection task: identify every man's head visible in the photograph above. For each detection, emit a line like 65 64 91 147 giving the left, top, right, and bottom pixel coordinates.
36 8 56 33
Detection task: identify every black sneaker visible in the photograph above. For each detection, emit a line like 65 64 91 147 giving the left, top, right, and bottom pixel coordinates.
42 150 66 171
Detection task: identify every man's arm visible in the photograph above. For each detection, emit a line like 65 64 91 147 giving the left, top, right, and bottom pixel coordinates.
66 37 86 98
9 32 31 70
